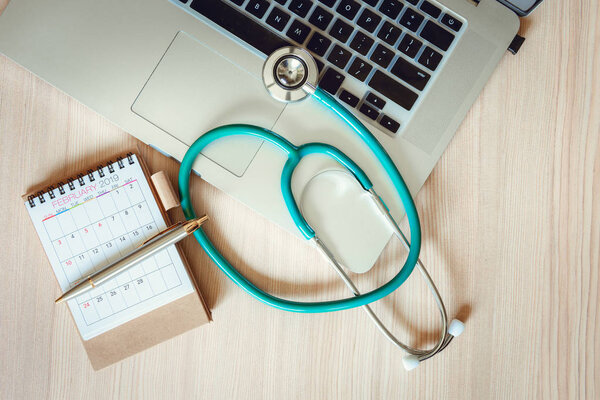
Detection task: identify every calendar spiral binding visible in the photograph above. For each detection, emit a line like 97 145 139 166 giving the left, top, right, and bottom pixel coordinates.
27 152 136 208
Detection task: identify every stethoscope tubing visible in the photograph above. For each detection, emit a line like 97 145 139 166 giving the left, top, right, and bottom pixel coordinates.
178 87 422 313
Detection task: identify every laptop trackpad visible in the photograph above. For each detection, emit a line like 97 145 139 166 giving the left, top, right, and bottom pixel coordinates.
132 31 286 177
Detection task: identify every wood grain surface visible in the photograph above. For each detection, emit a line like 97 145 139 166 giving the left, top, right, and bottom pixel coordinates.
1 0 598 399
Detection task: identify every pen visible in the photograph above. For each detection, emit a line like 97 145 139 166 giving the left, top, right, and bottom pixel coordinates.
55 216 209 304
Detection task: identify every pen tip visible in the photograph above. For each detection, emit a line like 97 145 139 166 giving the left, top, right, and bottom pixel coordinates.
55 295 64 304
188 215 208 230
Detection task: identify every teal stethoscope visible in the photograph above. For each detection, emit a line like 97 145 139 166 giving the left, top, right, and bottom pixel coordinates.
178 47 464 370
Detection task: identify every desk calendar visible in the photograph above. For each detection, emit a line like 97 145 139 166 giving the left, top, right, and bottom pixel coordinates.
24 153 202 342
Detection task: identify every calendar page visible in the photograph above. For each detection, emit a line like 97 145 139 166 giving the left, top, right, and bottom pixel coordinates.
25 154 194 340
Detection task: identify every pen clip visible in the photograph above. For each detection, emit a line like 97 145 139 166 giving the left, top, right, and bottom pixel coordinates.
140 222 183 246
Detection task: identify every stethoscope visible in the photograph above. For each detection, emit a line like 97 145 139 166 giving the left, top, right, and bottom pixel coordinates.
178 47 464 370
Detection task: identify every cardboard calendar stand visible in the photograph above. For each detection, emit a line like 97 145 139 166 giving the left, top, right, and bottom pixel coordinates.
22 151 211 370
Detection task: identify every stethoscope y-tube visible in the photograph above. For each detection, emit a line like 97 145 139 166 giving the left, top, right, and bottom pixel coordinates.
178 47 463 370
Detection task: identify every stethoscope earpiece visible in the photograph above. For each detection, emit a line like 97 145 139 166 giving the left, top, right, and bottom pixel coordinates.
448 319 465 337
401 319 465 371
402 355 421 371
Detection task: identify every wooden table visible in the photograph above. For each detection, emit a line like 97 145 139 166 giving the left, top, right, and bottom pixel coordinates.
1 1 598 398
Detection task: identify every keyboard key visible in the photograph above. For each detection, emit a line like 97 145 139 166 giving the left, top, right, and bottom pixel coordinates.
369 44 394 68
330 19 354 42
378 0 403 19
399 8 424 32
418 46 442 70
349 31 374 55
318 0 336 6
274 0 287 4
420 1 441 18
336 0 361 20
319 67 345 94
191 0 290 56
290 0 314 18
405 0 418 4
390 57 430 90
369 71 417 111
356 8 381 33
266 8 291 31
366 92 386 109
420 20 454 51
347 57 373 81
246 0 270 18
377 21 402 46
359 103 379 120
362 0 378 6
286 19 311 44
315 58 324 72
327 44 352 68
309 6 333 30
307 32 331 56
339 90 360 107
441 13 462 32
379 115 400 133
398 34 422 58
230 0 245 6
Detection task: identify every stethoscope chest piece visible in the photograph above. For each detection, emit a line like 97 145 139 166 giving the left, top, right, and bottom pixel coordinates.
262 46 318 103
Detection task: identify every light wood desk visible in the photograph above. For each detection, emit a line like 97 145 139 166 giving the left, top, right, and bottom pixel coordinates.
1 0 598 398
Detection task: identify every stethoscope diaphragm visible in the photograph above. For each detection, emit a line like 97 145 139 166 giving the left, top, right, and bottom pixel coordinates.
262 46 318 103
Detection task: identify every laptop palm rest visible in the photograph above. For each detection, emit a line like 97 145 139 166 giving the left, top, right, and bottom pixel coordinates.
132 31 286 177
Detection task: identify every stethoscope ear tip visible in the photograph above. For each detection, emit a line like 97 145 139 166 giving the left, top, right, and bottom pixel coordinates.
402 320 464 371
448 319 465 337
402 354 421 371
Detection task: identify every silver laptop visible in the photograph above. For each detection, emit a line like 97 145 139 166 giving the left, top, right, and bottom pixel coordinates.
0 0 542 272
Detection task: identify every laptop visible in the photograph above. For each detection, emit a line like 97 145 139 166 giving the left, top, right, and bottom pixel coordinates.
0 0 542 272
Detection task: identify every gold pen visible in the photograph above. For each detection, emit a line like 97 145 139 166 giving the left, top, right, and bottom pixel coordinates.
55 216 209 304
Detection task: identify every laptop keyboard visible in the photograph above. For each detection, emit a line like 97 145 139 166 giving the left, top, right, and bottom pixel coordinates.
175 0 465 135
